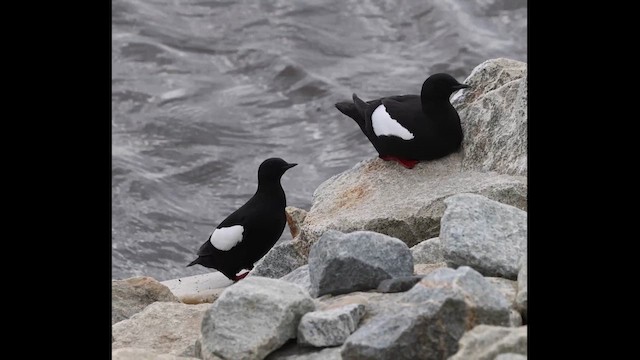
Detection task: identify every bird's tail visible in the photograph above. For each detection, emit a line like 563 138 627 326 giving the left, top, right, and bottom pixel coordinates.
351 93 368 116
335 101 358 118
336 97 366 132
187 258 199 267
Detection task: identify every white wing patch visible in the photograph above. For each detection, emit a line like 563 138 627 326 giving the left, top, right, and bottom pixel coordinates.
371 104 414 140
209 225 244 251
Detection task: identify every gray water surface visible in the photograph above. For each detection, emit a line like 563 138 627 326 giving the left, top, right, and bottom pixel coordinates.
112 0 527 281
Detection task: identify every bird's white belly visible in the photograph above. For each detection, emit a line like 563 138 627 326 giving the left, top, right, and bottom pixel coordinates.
371 104 414 140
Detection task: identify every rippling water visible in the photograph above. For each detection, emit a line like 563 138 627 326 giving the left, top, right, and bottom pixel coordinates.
112 0 527 281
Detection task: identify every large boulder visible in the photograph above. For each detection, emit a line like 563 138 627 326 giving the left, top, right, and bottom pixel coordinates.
112 276 180 324
297 153 526 251
308 230 414 297
341 300 466 360
448 325 527 360
452 58 527 176
249 240 307 279
400 266 511 326
440 193 527 279
200 277 315 360
340 266 511 360
112 302 209 356
297 303 366 347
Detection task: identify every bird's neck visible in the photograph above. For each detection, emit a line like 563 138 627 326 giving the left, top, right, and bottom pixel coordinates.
421 97 453 115
256 181 286 202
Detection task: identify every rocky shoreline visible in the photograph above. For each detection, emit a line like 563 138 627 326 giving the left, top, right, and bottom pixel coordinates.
112 58 528 360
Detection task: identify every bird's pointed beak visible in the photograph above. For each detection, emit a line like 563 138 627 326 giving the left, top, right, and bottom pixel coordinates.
284 163 298 170
453 84 471 90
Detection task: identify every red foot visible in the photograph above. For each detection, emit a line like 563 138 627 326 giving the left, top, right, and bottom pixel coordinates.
233 271 250 282
379 155 419 169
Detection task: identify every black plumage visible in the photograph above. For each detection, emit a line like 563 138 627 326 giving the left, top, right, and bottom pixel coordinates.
187 157 297 281
335 73 470 169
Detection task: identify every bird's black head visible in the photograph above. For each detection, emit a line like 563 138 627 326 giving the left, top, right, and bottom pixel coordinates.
257 157 297 183
420 73 470 102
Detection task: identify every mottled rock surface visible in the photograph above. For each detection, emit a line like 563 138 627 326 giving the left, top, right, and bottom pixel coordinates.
448 325 527 360
297 304 365 347
249 240 307 279
280 264 312 293
286 206 308 239
112 276 180 325
452 58 527 176
376 276 424 293
486 277 518 307
516 256 528 322
341 300 466 360
112 302 209 356
200 277 315 360
298 153 526 251
401 266 511 326
440 193 527 279
266 342 342 360
309 230 414 297
112 348 199 360
410 237 444 264
340 267 511 360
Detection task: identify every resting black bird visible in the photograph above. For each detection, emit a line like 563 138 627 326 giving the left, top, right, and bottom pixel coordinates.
335 73 470 169
187 157 297 281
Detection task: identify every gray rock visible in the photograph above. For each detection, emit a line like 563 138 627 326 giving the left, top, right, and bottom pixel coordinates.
280 264 312 294
308 230 414 297
286 206 308 239
376 276 424 293
509 310 523 327
341 299 467 360
249 240 307 279
486 277 518 307
112 276 180 325
298 152 526 250
451 58 528 176
495 353 527 360
297 304 365 347
340 267 511 360
266 342 342 360
410 237 444 264
516 256 527 322
316 293 371 312
413 262 449 276
112 302 210 356
448 325 527 360
401 266 511 327
194 337 224 360
112 348 200 360
440 193 527 279
200 277 315 360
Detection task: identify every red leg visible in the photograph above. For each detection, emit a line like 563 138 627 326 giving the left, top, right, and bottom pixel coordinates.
379 155 419 169
233 271 250 282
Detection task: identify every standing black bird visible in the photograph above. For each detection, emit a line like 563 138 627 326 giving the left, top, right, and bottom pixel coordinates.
187 157 297 281
335 73 470 169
